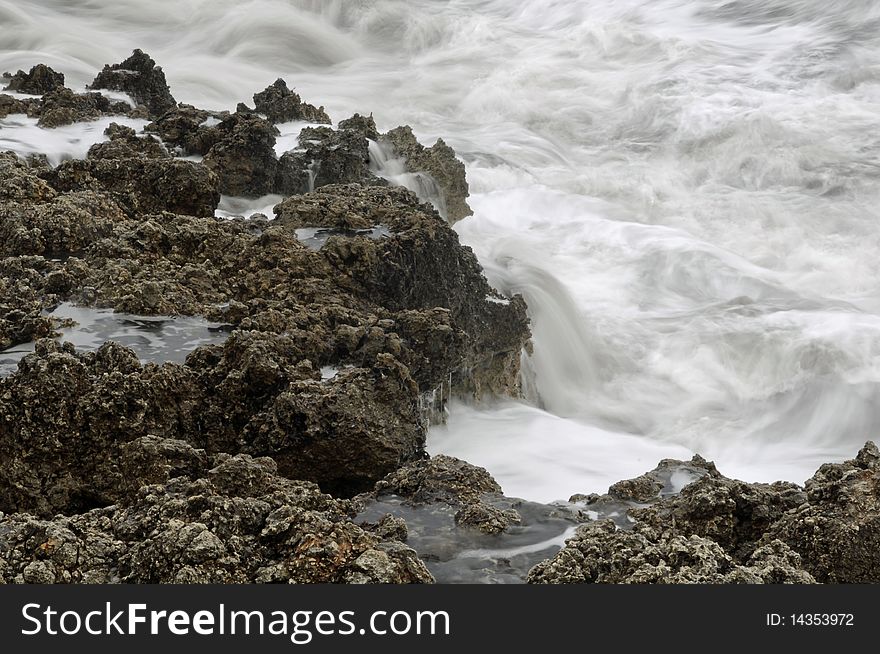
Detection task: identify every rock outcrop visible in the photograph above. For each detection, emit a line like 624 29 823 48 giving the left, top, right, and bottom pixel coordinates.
46 156 219 218
381 126 473 223
0 94 30 119
89 49 176 117
364 455 522 534
3 64 65 95
0 54 531 592
274 184 529 397
35 87 133 128
528 520 815 584
528 444 880 584
764 442 880 583
252 78 331 125
277 124 380 194
144 104 225 155
0 453 433 583
202 112 280 196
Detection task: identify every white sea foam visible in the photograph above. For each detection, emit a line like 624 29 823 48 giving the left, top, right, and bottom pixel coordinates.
457 525 579 560
274 119 324 156
0 115 149 166
215 194 283 219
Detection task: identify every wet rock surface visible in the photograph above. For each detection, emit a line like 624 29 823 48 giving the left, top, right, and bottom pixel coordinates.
277 124 382 194
356 456 589 583
763 442 880 582
366 455 522 534
0 257 64 352
46 155 220 218
528 521 815 584
145 104 225 155
274 184 529 397
202 112 280 196
0 94 30 119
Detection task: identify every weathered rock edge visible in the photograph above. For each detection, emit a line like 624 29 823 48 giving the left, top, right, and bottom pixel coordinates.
528 443 880 584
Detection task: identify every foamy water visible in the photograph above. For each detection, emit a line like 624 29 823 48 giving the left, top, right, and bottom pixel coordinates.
3 0 880 501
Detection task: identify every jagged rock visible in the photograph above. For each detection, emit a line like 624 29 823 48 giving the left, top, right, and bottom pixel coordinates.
203 112 279 196
373 454 503 503
184 330 322 448
567 456 719 510
89 49 176 117
87 123 169 160
244 354 424 496
0 306 54 352
0 257 68 351
338 113 380 141
630 475 807 561
0 151 57 203
365 455 522 535
0 190 126 257
154 106 381 196
4 65 65 95
45 156 219 217
364 514 409 542
252 78 331 125
276 125 380 194
372 309 464 390
35 87 131 128
0 57 533 587
0 330 429 513
0 454 433 583
764 442 880 582
38 181 528 399
275 184 530 397
144 104 224 155
0 151 129 263
527 520 815 584
76 217 324 315
528 447 880 584
0 340 202 515
382 126 473 223
0 94 31 118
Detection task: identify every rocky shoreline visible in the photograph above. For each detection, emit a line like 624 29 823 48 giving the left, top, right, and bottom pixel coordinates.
1 52 877 584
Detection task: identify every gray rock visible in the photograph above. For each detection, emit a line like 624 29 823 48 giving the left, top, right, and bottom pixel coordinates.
36 87 132 128
45 156 220 218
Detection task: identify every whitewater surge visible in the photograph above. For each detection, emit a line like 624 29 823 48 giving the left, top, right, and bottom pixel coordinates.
3 0 880 502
